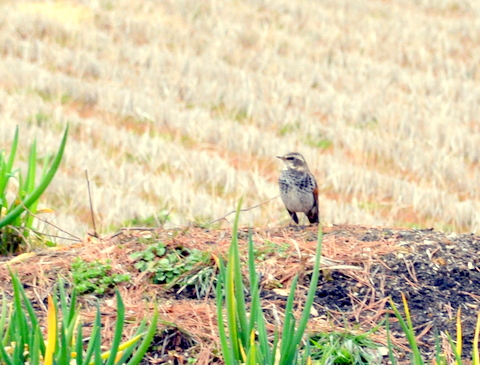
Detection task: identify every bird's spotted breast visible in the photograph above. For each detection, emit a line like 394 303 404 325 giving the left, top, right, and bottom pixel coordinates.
278 169 317 213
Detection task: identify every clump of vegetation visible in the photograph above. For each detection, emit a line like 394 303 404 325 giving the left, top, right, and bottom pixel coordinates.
253 239 290 261
121 209 171 228
304 135 334 150
385 295 480 365
216 201 324 364
0 272 157 365
0 125 69 253
130 241 212 287
71 258 131 295
309 331 382 364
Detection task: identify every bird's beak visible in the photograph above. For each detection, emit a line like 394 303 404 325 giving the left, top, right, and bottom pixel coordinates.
277 156 284 160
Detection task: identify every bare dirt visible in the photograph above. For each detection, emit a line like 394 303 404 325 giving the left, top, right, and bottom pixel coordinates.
1 224 479 364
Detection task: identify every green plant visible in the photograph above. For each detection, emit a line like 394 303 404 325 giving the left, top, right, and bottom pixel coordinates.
131 241 211 287
27 113 52 127
253 240 290 261
278 121 301 136
309 331 382 364
0 125 69 253
305 135 333 150
121 210 171 228
191 215 221 229
71 258 131 295
387 293 480 364
216 199 323 364
0 272 158 365
175 264 217 298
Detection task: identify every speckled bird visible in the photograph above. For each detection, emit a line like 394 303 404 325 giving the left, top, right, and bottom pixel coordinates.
277 152 319 225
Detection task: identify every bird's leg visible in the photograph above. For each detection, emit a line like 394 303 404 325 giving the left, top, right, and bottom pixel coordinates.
288 210 299 225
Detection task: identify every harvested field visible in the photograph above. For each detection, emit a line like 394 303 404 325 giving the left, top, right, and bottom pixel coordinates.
1 0 480 239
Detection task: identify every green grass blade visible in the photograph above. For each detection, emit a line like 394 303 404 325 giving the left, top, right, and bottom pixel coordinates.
30 327 41 365
434 328 443 365
231 199 248 348
10 275 31 353
216 264 235 365
302 335 311 365
105 290 125 365
271 329 279 365
318 340 339 365
223 199 247 361
0 124 69 228
58 322 71 365
248 273 268 363
245 330 256 365
84 307 101 364
473 310 480 365
0 296 14 365
389 297 424 364
23 139 37 230
0 293 8 340
116 329 147 364
68 288 78 325
445 332 462 365
0 340 14 365
279 274 299 363
11 312 26 363
57 280 79 347
247 230 256 295
25 140 37 194
386 325 398 365
246 231 272 363
58 279 73 325
75 321 84 365
225 243 241 360
293 229 323 345
58 280 68 319
2 305 13 347
456 306 462 359
116 318 148 364
59 279 78 346
0 126 18 197
14 273 46 355
93 334 103 365
247 231 257 331
126 306 158 365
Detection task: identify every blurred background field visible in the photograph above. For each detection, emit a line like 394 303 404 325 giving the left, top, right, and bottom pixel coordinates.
1 0 480 241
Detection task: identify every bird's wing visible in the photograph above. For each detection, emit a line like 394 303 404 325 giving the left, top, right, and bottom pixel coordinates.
312 186 319 207
311 174 319 207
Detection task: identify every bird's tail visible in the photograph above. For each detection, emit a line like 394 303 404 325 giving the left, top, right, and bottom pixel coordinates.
307 210 319 224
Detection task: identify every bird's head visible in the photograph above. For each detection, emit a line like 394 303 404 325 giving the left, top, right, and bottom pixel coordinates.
277 152 310 172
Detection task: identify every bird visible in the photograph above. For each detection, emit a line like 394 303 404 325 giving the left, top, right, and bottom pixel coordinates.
277 152 319 225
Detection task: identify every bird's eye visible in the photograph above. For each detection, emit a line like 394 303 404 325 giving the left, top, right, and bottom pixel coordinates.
286 157 294 160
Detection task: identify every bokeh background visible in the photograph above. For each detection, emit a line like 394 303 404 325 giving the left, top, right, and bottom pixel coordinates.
1 0 480 241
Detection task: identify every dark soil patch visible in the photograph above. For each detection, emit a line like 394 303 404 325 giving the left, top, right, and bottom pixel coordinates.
312 227 480 359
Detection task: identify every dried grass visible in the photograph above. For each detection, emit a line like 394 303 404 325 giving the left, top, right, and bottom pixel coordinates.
0 224 412 361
